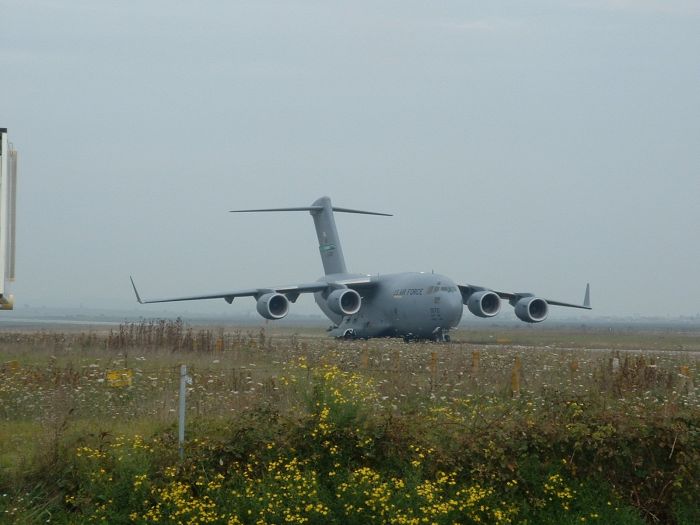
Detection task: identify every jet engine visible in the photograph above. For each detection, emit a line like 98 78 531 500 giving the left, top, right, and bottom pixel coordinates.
256 293 290 320
514 296 548 323
326 288 361 316
466 290 501 318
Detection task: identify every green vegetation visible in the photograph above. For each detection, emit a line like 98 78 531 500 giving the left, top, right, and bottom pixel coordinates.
0 320 699 524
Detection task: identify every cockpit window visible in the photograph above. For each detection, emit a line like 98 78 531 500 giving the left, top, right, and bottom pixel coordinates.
426 286 458 294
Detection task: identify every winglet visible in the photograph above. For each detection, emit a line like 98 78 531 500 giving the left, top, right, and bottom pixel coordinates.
583 283 591 309
130 276 144 304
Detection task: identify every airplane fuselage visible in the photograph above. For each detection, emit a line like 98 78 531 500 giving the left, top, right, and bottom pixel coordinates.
315 272 463 339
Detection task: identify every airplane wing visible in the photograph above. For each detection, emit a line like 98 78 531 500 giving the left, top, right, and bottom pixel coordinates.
458 283 591 310
130 277 329 305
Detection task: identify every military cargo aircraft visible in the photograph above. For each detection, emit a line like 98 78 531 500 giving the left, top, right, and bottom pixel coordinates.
131 196 590 341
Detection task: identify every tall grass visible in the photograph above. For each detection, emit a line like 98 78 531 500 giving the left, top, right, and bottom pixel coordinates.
0 320 698 523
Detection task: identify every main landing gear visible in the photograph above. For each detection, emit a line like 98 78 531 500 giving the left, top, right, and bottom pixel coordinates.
402 329 451 343
432 327 450 343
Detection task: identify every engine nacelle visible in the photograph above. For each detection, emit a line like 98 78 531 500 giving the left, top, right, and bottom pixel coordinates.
514 297 548 323
326 288 361 316
256 293 290 320
466 290 501 318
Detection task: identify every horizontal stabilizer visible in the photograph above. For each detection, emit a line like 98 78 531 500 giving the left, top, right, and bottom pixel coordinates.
229 206 392 216
331 207 392 216
230 206 322 213
229 197 391 275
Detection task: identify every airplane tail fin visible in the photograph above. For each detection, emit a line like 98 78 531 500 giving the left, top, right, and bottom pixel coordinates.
230 196 391 275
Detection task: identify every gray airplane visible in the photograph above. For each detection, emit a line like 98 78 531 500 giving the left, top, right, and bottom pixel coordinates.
130 196 591 341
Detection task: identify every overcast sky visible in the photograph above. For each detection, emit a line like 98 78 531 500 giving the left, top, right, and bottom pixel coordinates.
1 0 699 319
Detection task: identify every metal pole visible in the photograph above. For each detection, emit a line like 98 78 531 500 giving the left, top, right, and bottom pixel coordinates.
179 364 186 460
0 130 8 298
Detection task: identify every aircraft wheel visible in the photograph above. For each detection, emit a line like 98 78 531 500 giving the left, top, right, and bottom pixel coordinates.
343 329 355 340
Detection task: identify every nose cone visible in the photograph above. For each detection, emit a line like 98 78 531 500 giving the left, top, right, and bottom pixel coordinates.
443 291 464 327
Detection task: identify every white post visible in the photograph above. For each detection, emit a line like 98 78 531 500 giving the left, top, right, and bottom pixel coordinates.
179 364 187 459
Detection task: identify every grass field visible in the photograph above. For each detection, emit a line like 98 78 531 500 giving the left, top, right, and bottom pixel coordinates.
1 320 699 524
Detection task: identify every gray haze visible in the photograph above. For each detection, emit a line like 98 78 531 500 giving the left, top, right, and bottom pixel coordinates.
1 1 699 319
